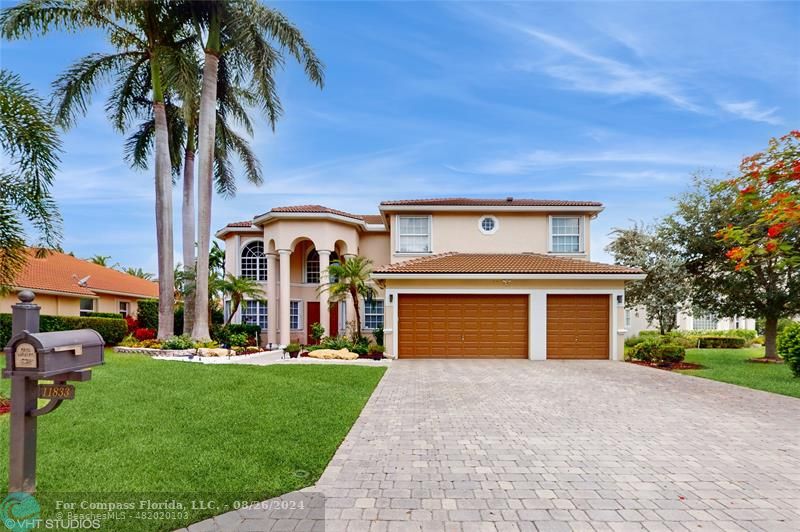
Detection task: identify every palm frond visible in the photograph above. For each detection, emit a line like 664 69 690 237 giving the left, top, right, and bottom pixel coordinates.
52 51 142 129
0 0 105 39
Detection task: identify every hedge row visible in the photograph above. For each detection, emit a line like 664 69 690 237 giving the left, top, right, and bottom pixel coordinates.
696 336 746 349
85 311 125 320
210 324 261 346
0 314 128 346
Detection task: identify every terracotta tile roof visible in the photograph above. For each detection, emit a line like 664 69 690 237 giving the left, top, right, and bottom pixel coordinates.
360 214 385 225
373 252 642 275
380 197 603 207
13 249 159 298
270 205 366 221
226 221 256 228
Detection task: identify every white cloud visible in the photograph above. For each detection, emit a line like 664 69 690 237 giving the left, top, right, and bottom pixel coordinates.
719 100 781 125
513 26 701 112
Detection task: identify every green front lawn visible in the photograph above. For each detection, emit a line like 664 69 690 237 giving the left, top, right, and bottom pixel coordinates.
681 347 800 399
0 350 385 531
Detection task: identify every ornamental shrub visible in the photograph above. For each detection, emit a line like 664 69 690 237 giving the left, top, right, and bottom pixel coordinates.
654 344 686 365
777 322 800 377
285 342 301 354
124 315 139 333
210 324 260 346
310 322 325 344
0 313 128 345
161 334 194 350
696 336 745 349
86 311 125 319
628 338 663 362
321 335 354 350
227 333 249 347
373 326 384 347
136 299 159 329
133 327 156 341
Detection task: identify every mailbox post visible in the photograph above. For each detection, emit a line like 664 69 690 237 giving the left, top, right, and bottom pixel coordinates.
3 290 105 493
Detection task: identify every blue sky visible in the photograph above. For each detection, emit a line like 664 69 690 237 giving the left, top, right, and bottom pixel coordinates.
3 1 798 272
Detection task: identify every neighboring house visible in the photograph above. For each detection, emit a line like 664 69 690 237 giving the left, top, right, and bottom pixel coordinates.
217 197 645 360
624 307 756 338
1 249 159 318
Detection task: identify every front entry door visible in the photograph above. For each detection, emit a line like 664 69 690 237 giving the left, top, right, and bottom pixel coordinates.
306 302 340 343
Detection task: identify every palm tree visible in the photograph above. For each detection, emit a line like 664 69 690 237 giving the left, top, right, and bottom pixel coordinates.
319 256 374 339
88 254 114 267
219 273 264 325
124 62 263 336
190 0 324 341
124 266 154 280
1 0 193 339
0 69 62 294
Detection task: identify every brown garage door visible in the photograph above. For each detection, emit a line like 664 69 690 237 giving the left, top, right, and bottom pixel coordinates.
398 294 528 358
547 294 609 359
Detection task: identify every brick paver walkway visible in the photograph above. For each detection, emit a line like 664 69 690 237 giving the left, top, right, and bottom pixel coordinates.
181 360 800 532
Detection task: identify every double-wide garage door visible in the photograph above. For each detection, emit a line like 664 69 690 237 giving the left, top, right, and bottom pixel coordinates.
397 293 610 359
398 294 528 358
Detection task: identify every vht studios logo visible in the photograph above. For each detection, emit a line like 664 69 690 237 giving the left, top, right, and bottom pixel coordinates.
0 493 40 532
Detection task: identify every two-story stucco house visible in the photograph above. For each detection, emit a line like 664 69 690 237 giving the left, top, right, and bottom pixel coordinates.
216 198 644 360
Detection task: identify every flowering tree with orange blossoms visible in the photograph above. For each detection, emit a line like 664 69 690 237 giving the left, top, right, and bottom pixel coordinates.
665 132 799 360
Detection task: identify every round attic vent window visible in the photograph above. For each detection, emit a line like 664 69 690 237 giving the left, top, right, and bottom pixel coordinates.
479 215 498 234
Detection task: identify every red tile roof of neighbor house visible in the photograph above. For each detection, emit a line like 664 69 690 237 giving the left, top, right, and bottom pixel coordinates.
13 249 159 298
226 221 256 228
380 198 603 207
373 252 642 275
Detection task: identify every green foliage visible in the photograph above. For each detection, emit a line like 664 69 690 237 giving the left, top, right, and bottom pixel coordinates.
0 313 128 346
372 326 384 347
0 69 63 293
284 342 301 354
173 304 184 336
210 324 260 346
136 298 159 329
320 336 354 350
628 336 685 365
320 256 374 338
756 317 797 335
640 330 661 336
161 334 195 350
86 311 125 319
777 322 800 377
228 333 249 347
310 322 325 343
369 344 385 354
696 336 745 349
351 336 370 356
606 223 691 333
119 334 138 347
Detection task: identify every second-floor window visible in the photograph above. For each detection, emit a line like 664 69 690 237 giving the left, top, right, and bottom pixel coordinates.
306 249 320 283
550 216 583 253
397 215 431 253
241 241 267 281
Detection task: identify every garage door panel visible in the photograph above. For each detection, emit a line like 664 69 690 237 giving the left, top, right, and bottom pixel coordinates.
547 294 609 359
398 294 528 358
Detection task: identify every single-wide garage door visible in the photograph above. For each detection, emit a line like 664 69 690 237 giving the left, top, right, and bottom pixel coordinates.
398 294 528 358
547 294 609 359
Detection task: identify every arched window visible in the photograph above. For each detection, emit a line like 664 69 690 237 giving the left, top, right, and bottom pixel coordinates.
306 249 320 284
241 241 267 281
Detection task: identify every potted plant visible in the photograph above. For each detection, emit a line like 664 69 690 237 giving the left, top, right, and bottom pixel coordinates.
285 342 301 358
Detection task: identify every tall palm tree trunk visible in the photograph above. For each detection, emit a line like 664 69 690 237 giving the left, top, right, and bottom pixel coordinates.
153 97 174 339
181 135 196 335
191 20 221 341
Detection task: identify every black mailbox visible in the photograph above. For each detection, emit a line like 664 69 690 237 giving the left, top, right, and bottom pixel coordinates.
5 329 105 378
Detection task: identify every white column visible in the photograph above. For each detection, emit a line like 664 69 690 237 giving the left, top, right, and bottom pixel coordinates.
530 291 547 360
318 250 331 337
278 249 291 346
266 253 277 345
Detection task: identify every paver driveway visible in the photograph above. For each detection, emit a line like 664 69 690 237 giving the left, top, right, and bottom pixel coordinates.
185 360 800 532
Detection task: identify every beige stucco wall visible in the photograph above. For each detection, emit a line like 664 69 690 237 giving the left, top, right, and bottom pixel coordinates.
2 291 139 318
386 211 594 263
358 232 391 267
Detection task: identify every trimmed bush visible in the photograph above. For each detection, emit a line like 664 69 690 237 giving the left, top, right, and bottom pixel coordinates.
0 313 128 346
628 336 685 365
628 338 662 362
285 342 301 354
136 299 159 329
86 311 125 319
696 336 745 349
210 324 260 346
640 330 661 337
777 322 800 377
161 334 195 350
656 344 686 365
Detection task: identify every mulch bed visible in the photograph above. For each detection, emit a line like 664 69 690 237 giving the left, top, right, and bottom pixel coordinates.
628 361 705 371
